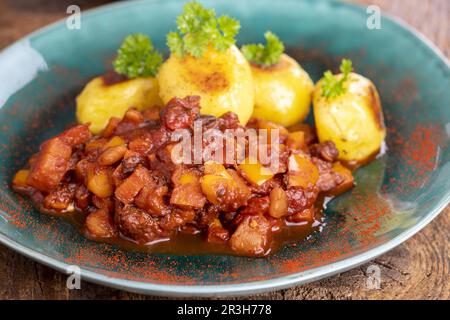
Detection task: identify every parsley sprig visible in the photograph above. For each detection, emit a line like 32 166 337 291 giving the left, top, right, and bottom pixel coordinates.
113 34 163 78
241 31 285 67
167 1 241 58
321 59 354 99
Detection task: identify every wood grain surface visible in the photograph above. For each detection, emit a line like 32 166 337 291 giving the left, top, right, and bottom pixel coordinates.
0 0 448 300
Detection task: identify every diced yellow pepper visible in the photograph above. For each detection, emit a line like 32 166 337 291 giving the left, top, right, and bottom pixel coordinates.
200 162 250 206
103 136 126 149
204 161 231 177
286 131 306 151
13 169 30 188
226 169 251 199
288 154 319 188
238 157 274 186
200 174 229 205
179 172 199 185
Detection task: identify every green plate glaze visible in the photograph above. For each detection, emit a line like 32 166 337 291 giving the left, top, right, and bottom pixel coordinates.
0 0 449 296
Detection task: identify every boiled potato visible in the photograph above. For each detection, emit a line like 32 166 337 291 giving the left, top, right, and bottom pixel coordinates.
157 45 254 125
76 76 162 133
251 54 314 127
313 73 386 163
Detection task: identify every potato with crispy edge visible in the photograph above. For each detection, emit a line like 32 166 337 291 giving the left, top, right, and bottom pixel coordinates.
250 54 314 127
313 72 386 163
157 45 254 125
76 76 162 134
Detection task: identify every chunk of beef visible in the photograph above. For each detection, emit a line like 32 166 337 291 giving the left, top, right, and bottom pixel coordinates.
43 183 76 211
286 207 315 224
135 185 169 217
170 167 206 209
310 141 339 162
196 205 220 229
74 184 90 210
285 186 318 216
160 208 196 232
328 162 355 196
115 204 168 244
27 137 72 192
218 112 241 130
162 96 200 130
59 124 92 147
115 165 153 204
92 195 114 213
122 150 146 175
239 196 270 216
232 196 270 228
312 157 344 193
206 218 230 243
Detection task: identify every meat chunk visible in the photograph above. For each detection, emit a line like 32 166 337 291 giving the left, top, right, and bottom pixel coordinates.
135 185 169 216
26 137 72 192
43 183 76 211
58 124 92 147
286 207 315 224
310 141 339 162
286 186 318 216
239 196 270 216
160 208 196 232
74 184 90 210
312 158 344 193
115 166 153 204
328 162 354 196
92 195 114 213
162 96 200 130
232 196 270 229
122 150 146 174
218 112 241 130
115 204 168 243
170 167 206 209
230 215 271 256
206 218 230 243
200 163 251 212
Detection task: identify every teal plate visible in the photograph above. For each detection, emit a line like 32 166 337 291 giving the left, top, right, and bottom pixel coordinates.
0 0 449 296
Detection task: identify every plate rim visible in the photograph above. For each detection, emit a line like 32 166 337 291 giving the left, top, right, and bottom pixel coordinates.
0 0 449 297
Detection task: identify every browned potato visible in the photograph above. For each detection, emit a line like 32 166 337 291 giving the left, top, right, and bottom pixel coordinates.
314 72 386 163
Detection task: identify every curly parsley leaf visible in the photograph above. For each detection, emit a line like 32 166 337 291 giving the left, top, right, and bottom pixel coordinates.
167 1 241 58
241 31 285 67
321 59 354 99
113 34 163 78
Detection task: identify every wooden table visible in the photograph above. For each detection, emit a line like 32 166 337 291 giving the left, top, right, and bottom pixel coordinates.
0 0 448 300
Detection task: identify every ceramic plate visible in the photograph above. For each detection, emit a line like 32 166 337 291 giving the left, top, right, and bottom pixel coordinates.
0 0 449 296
